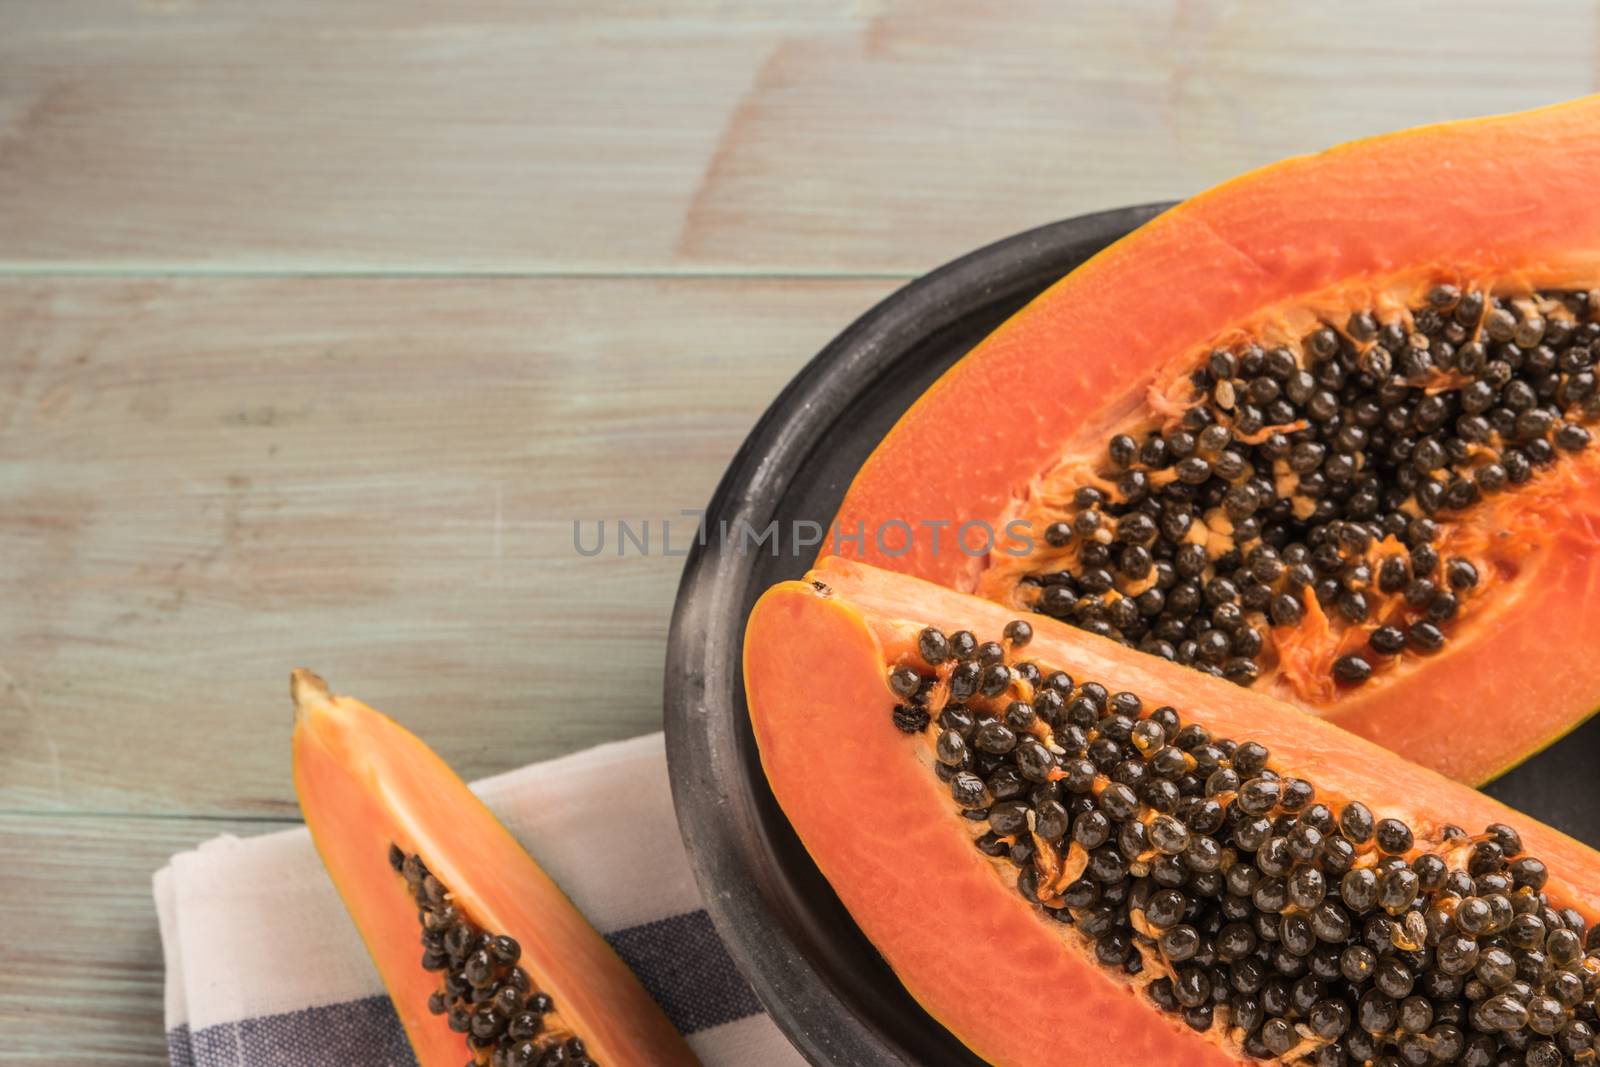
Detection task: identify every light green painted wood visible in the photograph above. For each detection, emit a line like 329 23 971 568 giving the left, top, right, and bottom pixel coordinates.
3 0 1598 275
0 276 899 818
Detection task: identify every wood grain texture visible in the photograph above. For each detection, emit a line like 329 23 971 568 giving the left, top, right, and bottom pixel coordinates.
4 0 1599 274
0 813 300 1064
0 276 899 818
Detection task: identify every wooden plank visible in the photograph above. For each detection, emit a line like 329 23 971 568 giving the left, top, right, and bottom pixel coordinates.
0 276 899 817
0 813 301 1064
3 1 1596 274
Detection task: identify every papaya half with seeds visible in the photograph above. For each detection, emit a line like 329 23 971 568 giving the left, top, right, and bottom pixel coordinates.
825 95 1600 785
290 670 699 1067
745 557 1600 1067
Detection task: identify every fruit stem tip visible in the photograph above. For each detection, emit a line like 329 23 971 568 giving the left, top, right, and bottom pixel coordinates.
290 668 333 723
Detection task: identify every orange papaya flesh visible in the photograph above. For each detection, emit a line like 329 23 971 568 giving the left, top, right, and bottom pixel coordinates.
290 670 700 1067
745 557 1600 1067
824 95 1600 785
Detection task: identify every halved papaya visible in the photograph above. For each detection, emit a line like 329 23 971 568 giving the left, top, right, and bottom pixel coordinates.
745 556 1600 1067
824 96 1600 785
290 670 699 1067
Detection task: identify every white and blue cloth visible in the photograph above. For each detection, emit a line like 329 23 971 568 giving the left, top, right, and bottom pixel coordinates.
153 734 805 1066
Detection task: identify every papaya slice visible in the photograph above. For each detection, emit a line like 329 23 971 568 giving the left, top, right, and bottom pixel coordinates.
745 556 1600 1067
824 96 1600 784
290 670 700 1067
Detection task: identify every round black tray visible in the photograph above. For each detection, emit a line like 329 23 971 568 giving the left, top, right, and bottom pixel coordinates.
662 206 1600 1066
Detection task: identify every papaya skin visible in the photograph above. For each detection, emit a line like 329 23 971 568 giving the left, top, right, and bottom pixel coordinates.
744 557 1600 1067
290 670 700 1067
823 95 1600 785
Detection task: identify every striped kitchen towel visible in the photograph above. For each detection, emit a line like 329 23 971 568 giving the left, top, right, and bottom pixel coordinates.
152 733 805 1067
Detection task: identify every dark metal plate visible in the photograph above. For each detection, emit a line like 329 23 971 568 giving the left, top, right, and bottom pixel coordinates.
662 205 1600 1066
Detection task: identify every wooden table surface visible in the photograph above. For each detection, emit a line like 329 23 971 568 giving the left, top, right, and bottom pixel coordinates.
3 1 1598 1060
